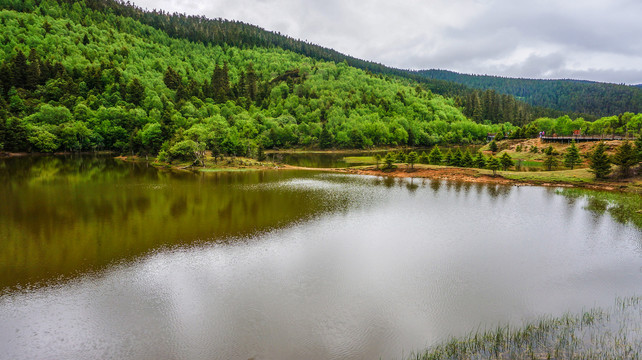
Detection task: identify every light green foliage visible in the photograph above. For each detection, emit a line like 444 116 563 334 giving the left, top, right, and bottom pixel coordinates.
0 3 516 154
418 151 428 164
167 139 205 163
428 146 442 165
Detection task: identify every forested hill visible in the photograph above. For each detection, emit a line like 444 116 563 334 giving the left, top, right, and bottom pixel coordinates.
0 1 517 155
417 69 642 117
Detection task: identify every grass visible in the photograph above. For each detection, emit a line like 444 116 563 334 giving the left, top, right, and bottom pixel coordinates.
500 168 595 183
556 188 642 229
410 297 642 360
343 156 376 165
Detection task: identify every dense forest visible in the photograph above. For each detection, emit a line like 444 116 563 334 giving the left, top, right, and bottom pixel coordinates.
418 69 642 117
0 0 640 158
0 1 517 156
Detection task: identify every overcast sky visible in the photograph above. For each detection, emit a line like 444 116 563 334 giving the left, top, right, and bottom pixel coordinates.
132 0 642 85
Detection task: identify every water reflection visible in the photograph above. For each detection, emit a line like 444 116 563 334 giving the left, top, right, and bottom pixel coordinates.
0 157 641 360
0 156 362 289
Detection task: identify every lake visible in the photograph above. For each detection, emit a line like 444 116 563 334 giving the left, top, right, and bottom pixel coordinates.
0 155 640 360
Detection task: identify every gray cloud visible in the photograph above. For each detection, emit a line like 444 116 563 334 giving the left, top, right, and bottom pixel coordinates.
131 0 642 84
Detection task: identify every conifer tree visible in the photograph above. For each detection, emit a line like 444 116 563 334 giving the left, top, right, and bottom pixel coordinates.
612 140 636 178
428 146 442 165
418 151 428 164
487 156 500 176
473 152 486 168
542 145 559 171
588 142 612 180
461 150 473 167
383 152 395 169
406 151 418 169
499 152 514 171
444 150 453 166
488 139 498 153
563 140 582 169
451 149 463 166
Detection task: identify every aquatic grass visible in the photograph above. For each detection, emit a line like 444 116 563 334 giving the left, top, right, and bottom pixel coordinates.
557 188 642 229
410 296 642 360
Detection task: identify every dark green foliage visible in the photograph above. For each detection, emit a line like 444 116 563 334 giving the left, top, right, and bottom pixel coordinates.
428 146 442 165
406 151 418 169
499 152 514 171
542 145 559 171
126 78 145 105
530 145 539 153
612 140 637 178
588 142 612 179
488 140 498 153
451 149 463 167
636 136 642 165
444 150 453 166
487 156 500 176
256 144 266 161
420 69 642 118
383 152 395 169
396 152 407 163
563 140 582 170
461 150 473 167
473 152 486 168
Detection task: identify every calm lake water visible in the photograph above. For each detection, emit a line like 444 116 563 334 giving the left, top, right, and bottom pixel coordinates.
0 155 641 360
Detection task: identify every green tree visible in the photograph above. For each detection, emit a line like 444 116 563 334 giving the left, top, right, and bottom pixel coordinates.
588 142 612 180
319 124 333 149
406 151 418 169
428 146 442 165
444 150 453 166
418 151 428 164
473 152 486 168
461 150 473 167
542 145 559 171
383 152 396 169
488 139 498 153
126 77 145 106
612 140 636 178
373 153 382 169
563 140 582 169
487 156 500 176
499 152 514 171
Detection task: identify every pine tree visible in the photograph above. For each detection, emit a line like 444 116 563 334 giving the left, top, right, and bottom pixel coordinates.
406 151 418 169
451 149 463 166
428 146 442 165
487 156 500 176
319 123 333 149
444 150 453 166
612 140 636 178
461 150 473 167
499 152 514 171
11 50 28 88
563 140 582 169
163 66 181 90
383 152 395 169
488 139 498 153
126 77 145 105
418 151 428 164
588 142 612 180
473 152 486 168
542 145 559 171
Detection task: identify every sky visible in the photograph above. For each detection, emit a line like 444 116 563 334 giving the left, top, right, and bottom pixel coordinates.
131 0 642 85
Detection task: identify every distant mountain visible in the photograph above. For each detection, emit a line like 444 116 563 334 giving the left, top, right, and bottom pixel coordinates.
416 69 642 117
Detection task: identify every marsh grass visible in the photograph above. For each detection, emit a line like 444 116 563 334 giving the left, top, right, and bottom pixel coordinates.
410 297 642 360
557 188 642 229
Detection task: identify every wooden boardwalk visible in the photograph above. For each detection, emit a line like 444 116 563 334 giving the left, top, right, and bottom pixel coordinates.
541 136 627 143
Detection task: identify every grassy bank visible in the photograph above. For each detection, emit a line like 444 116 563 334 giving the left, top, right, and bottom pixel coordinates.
411 297 642 360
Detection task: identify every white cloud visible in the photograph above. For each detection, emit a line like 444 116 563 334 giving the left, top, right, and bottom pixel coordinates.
131 0 642 84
